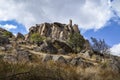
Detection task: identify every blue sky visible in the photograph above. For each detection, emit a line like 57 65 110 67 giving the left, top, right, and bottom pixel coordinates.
0 0 120 56
83 18 120 47
0 20 27 35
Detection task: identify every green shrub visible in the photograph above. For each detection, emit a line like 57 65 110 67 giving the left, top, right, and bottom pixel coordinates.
30 33 45 43
3 31 13 38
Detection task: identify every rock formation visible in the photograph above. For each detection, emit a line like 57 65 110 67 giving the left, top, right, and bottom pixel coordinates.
26 20 81 41
16 32 25 40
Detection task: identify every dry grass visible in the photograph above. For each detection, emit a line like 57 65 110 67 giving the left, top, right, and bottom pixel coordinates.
0 55 120 80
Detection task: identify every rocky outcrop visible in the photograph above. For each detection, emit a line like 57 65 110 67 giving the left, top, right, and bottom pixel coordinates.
0 36 9 46
3 55 17 63
42 54 53 62
52 55 67 64
70 57 94 67
52 40 73 54
0 28 13 38
16 50 32 62
34 40 72 54
108 56 120 73
26 20 81 41
16 32 25 40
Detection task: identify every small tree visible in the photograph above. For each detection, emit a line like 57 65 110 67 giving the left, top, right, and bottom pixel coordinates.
91 37 110 55
67 33 85 53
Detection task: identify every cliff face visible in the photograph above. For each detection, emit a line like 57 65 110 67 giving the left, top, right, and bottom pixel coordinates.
26 20 80 41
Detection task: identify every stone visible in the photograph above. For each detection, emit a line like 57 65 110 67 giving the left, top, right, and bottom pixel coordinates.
70 57 94 67
73 24 80 33
42 54 53 62
52 40 72 54
58 49 66 54
33 47 41 52
5 44 13 50
108 56 120 73
3 55 17 63
16 32 25 40
0 36 9 46
40 40 58 54
0 46 6 51
16 50 32 62
82 50 92 58
52 55 67 64
70 57 81 66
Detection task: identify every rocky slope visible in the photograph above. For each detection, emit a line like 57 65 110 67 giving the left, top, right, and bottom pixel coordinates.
0 20 120 80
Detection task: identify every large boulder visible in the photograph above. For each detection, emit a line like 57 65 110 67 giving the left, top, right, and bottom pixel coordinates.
5 44 13 51
82 50 92 58
70 57 81 66
16 32 25 40
52 40 73 54
52 55 67 64
39 40 58 54
0 36 9 46
16 50 32 62
42 54 53 62
3 55 17 63
108 56 120 73
0 46 6 51
70 57 94 67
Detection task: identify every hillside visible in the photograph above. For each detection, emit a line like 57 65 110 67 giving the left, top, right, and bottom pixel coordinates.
0 20 120 80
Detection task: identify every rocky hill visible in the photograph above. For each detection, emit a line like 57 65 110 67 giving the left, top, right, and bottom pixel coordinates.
0 20 120 80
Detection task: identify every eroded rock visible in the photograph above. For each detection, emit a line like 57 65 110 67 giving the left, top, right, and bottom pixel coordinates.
42 54 53 62
52 55 67 64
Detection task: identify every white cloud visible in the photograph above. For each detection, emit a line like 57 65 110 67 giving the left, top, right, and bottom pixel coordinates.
0 24 17 30
111 0 120 17
110 43 120 56
0 0 117 31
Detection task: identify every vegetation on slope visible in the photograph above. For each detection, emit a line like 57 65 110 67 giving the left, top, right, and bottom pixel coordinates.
0 57 120 80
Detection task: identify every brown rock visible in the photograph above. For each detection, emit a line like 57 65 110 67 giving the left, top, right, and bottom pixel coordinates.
16 32 25 40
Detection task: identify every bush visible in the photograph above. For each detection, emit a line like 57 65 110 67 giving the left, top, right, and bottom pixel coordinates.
30 33 45 43
3 31 13 38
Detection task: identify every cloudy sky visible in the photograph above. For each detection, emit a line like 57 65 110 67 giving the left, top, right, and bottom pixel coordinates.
0 0 120 56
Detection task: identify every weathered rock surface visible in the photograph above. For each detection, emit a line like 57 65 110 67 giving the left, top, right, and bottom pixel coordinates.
16 50 32 62
108 56 120 73
3 55 17 63
42 54 53 62
52 55 67 63
39 40 58 54
34 40 72 54
26 20 81 41
0 36 9 46
70 57 94 67
52 40 73 54
82 50 92 58
0 27 13 38
0 46 6 51
16 32 25 40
